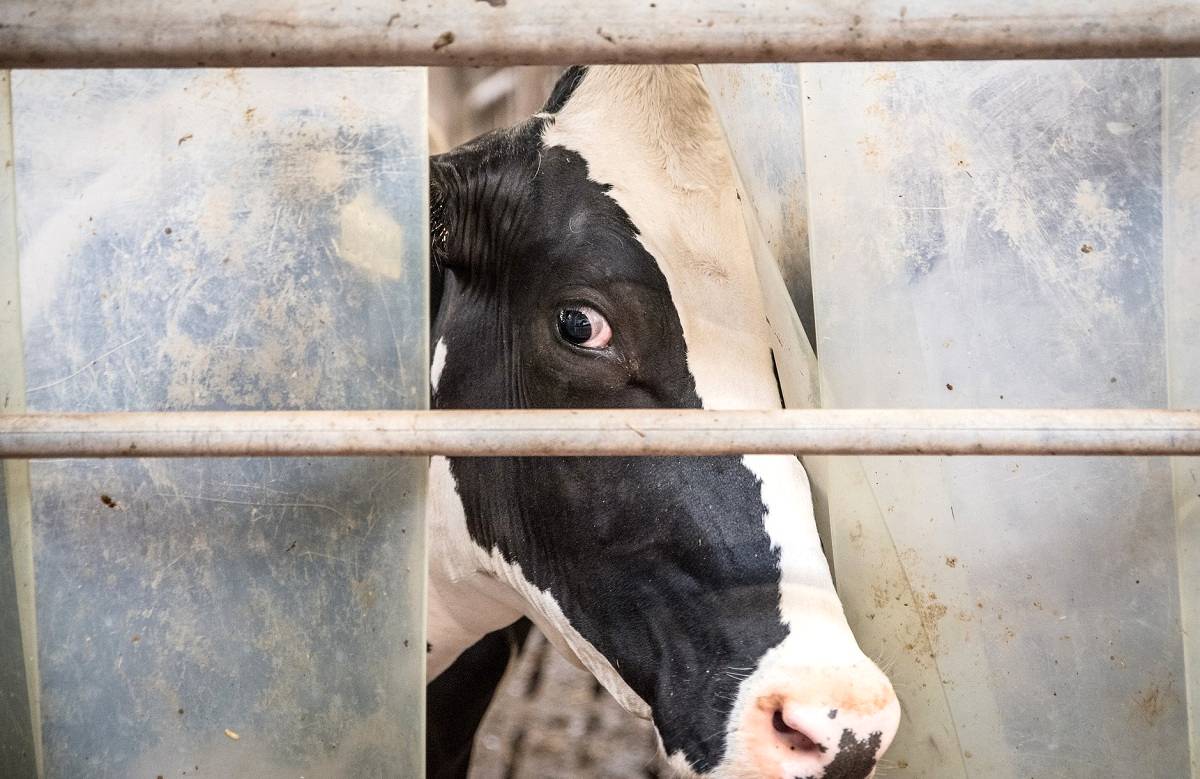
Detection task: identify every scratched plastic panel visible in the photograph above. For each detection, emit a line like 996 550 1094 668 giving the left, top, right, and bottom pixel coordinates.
1166 59 1200 775
800 61 1190 777
11 69 427 777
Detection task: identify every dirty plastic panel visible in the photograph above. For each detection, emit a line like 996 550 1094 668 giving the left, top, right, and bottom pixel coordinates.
707 61 1198 777
701 65 815 350
1 69 39 779
8 69 428 778
1166 59 1200 776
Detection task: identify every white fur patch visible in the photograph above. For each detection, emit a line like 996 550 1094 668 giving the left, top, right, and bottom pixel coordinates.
742 455 845 626
430 336 447 394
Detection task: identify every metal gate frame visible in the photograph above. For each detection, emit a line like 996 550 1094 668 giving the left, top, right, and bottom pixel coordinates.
2 3 1200 778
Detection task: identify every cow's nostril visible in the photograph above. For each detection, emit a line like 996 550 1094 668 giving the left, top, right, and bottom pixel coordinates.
772 708 824 753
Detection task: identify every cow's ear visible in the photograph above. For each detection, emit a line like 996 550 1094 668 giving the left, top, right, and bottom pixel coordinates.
429 156 451 315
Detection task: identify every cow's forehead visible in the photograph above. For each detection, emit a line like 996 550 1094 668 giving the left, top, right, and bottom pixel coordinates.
541 66 780 411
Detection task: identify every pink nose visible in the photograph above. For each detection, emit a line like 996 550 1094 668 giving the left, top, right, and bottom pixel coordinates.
741 674 901 779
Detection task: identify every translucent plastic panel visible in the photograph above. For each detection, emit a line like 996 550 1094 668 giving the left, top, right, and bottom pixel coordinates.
8 69 427 777
1166 59 1200 776
806 59 1189 778
702 64 815 348
710 60 1197 777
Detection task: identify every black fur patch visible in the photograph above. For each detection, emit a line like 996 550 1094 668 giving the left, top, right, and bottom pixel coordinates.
800 730 883 779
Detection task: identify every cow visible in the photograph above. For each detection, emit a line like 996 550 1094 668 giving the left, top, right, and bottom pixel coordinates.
425 65 900 778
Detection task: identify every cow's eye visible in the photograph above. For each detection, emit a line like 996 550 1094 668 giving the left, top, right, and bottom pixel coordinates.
557 306 612 349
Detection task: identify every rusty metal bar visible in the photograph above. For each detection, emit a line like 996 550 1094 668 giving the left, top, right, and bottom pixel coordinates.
1 409 1199 458
1 1 1199 69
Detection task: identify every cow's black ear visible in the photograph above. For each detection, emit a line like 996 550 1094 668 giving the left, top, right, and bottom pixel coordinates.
429 156 451 316
542 66 588 114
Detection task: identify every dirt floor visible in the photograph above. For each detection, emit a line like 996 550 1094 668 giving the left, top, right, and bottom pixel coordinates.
467 630 662 778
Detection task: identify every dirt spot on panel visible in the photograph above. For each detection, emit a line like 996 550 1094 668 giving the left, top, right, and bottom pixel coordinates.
1135 686 1165 724
432 31 455 50
1132 680 1180 725
351 579 377 610
100 494 118 509
912 591 948 648
944 555 958 568
337 191 405 279
848 520 865 550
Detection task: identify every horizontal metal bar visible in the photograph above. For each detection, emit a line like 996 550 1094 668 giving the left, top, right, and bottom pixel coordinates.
1 409 1199 458
2 1 1198 69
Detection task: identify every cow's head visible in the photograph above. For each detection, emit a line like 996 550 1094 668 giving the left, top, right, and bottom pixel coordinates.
427 66 899 778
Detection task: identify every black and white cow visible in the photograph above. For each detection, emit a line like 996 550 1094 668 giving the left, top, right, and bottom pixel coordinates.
426 65 900 779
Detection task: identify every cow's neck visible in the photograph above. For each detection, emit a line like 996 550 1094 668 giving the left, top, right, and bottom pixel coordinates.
425 453 652 716
425 456 520 680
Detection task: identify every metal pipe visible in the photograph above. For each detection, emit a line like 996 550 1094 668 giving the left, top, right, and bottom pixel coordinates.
2 1 1199 69
2 409 1199 459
